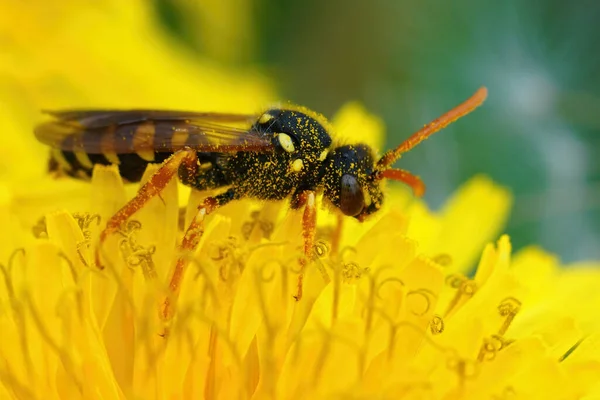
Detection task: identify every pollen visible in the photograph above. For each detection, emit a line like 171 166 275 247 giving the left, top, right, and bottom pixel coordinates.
277 132 295 153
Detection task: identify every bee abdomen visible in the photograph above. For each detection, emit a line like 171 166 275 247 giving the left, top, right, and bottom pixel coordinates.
49 149 172 182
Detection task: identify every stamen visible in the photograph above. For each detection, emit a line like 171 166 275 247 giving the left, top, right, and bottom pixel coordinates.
446 356 479 388
32 216 48 238
187 256 220 308
0 249 33 376
376 277 405 299
341 261 365 283
406 288 436 316
117 219 158 281
432 253 453 267
253 265 277 338
444 274 477 317
477 298 521 362
430 315 445 334
313 240 330 258
24 292 83 393
497 297 521 336
559 337 586 362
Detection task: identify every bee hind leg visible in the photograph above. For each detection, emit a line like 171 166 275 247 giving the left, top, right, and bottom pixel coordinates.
161 188 238 322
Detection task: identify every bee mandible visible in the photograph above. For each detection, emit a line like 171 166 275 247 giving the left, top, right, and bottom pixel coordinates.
35 87 487 318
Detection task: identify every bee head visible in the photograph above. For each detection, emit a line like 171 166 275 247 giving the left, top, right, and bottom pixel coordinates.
321 88 489 221
322 144 384 221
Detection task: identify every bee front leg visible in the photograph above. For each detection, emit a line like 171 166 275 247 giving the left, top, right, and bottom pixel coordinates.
95 148 199 268
290 189 317 301
161 188 238 322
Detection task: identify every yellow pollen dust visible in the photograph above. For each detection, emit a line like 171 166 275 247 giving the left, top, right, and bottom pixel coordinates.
277 133 295 153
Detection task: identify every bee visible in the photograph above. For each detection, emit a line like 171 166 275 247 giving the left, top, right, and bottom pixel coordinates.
35 87 487 317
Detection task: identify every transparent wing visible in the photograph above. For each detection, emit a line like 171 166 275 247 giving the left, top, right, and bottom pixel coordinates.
35 109 273 154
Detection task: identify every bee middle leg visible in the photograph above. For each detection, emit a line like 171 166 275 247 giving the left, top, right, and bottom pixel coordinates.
95 148 199 268
290 189 317 301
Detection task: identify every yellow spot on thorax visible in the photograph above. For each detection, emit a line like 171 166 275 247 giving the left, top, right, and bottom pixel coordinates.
199 162 213 171
277 133 295 153
259 113 274 124
319 149 329 161
290 159 304 172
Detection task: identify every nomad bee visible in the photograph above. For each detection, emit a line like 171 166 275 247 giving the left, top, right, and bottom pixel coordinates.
35 87 487 315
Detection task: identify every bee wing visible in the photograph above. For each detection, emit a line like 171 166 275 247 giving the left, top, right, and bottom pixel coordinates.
35 110 273 154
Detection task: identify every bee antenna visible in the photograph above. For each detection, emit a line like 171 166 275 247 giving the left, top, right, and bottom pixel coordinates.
375 87 488 169
375 168 426 197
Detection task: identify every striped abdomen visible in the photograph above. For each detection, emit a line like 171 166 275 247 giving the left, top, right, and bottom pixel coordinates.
49 149 173 182
36 109 273 182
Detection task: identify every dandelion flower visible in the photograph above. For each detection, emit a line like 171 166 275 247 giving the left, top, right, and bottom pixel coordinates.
2 101 600 399
2 3 600 399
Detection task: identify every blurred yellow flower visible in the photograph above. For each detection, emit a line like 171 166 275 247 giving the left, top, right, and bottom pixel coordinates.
0 0 274 182
2 1 600 399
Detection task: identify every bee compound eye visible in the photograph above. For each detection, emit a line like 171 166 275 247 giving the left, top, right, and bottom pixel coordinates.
340 174 365 216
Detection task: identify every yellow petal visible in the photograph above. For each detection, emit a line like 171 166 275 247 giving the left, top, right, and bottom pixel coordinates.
428 175 512 274
332 102 384 150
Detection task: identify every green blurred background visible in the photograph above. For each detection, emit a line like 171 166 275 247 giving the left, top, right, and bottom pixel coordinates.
153 0 600 263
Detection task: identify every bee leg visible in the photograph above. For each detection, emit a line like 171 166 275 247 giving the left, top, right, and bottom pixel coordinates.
95 148 199 268
290 190 317 301
161 188 238 322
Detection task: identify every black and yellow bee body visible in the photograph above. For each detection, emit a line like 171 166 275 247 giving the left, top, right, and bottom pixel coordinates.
35 88 487 305
39 106 372 214
37 88 487 220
